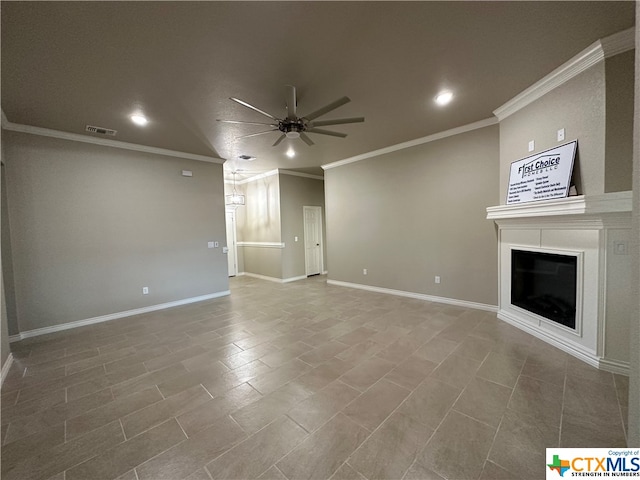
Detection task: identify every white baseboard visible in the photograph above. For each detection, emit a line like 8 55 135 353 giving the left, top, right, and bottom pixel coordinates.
326 279 498 313
497 310 627 373
598 357 630 376
1 353 14 387
8 291 231 343
242 272 307 284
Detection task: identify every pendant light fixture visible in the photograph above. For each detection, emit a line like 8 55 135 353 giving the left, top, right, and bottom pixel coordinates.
225 171 245 207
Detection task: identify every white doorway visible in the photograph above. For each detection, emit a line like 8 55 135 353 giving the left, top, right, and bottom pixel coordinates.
303 206 323 277
225 209 238 277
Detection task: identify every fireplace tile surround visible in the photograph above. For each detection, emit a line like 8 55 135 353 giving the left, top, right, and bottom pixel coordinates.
487 192 632 375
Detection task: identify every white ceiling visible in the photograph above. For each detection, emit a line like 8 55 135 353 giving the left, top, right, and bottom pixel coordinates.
1 2 635 179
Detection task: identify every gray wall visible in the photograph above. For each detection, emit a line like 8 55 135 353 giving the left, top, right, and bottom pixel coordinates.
279 174 326 279
3 131 229 333
236 173 283 278
628 3 639 446
499 64 606 203
325 124 499 307
1 137 9 367
605 50 635 193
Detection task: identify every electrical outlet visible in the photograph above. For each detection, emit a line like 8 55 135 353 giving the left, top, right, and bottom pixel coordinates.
557 128 565 142
363 268 368 275
528 140 535 152
214 241 219 248
142 287 149 295
435 276 441 284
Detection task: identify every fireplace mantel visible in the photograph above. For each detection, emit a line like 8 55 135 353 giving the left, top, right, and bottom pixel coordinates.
486 192 632 220
486 191 632 375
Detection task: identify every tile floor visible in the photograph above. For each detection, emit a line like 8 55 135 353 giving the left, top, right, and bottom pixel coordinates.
1 275 629 480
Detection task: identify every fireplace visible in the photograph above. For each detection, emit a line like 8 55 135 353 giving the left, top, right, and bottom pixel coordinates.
487 192 632 374
510 248 578 330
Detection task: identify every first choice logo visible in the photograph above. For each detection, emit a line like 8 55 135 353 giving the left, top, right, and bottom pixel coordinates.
518 155 560 178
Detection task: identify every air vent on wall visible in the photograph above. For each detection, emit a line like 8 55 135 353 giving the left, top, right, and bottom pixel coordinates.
85 125 117 136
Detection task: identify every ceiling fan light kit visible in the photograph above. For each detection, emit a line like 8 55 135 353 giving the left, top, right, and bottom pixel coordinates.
217 85 364 147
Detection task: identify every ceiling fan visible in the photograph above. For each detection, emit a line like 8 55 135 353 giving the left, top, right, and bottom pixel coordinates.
217 85 364 146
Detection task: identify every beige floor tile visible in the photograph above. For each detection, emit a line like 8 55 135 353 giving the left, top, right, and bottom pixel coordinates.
1 424 65 471
566 356 615 386
156 361 229 398
453 377 512 427
121 384 212 438
185 468 213 480
287 380 361 433
4 387 114 443
205 416 307 479
412 338 459 364
277 413 369 480
335 326 378 346
329 463 366 480
177 382 262 437
452 336 495 362
476 352 525 388
222 343 280 370
384 356 437 390
402 462 445 480
520 358 566 386
375 335 426 364
259 342 313 368
201 359 273 397
340 356 396 391
67 362 148 400
2 420 124 480
398 377 462 429
232 381 312 434
66 387 163 439
563 375 622 427
508 375 563 426
296 357 355 392
429 353 482 389
488 408 559 479
478 460 518 480
418 411 496 480
336 340 386 365
111 364 188 398
349 412 433 480
248 358 312 395
143 344 208 372
299 341 351 367
342 379 411 431
258 466 288 480
66 418 187 480
136 414 245 480
560 414 626 447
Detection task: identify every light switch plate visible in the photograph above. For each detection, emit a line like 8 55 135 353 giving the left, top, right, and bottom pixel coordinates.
528 140 535 152
207 242 214 248
557 128 565 142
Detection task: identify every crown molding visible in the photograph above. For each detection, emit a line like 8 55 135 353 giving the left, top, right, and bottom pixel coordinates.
322 117 497 171
279 169 324 180
493 27 635 122
237 169 279 184
1 118 225 164
600 27 635 58
493 40 604 121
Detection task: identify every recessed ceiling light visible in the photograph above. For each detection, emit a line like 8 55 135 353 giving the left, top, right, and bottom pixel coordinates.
130 114 148 126
435 91 454 106
286 148 295 158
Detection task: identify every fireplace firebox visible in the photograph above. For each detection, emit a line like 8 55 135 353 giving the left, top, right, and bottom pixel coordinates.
511 249 577 329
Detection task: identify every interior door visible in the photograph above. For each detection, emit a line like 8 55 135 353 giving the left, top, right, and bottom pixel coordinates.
304 206 323 276
225 209 238 277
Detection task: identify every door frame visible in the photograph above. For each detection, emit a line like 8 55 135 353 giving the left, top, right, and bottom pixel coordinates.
303 205 324 277
225 208 238 277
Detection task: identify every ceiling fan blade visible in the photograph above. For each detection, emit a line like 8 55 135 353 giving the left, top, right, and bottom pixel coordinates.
217 119 278 127
306 128 348 138
230 97 280 121
300 133 315 146
308 117 365 127
285 85 297 120
236 129 278 140
272 134 286 146
303 96 350 121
